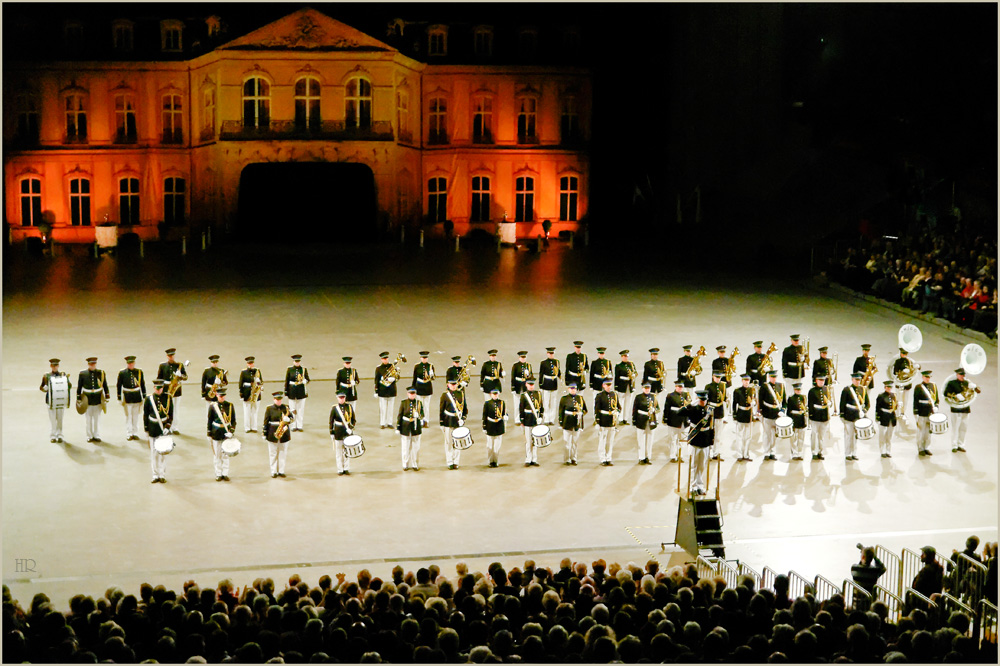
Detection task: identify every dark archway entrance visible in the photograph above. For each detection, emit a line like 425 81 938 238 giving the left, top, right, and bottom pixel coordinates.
237 162 377 243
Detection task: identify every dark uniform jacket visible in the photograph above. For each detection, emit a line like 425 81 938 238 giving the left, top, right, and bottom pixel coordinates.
558 394 587 431
684 404 714 449
445 364 465 388
663 391 689 428
375 363 398 398
588 358 612 392
239 368 263 402
786 394 808 428
565 352 588 387
643 359 666 393
892 356 914 390
510 361 532 395
207 400 237 440
943 378 971 414
41 371 71 407
711 357 728 378
731 386 753 424
614 361 637 394
518 390 544 427
677 355 697 389
704 380 727 419
482 399 506 436
284 365 310 400
539 358 560 391
854 355 876 389
263 404 292 443
913 381 938 417
116 368 147 404
631 393 658 430
807 387 832 422
745 353 767 387
329 402 356 439
336 367 360 401
144 393 173 438
201 367 228 401
839 384 870 422
440 389 468 427
593 390 620 428
812 357 836 383
875 391 897 427
157 361 187 397
759 381 786 420
412 362 435 397
480 360 504 394
781 344 806 380
397 398 425 436
77 368 109 406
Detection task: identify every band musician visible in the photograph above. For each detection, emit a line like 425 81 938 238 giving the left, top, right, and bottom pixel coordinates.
518 377 544 467
284 354 309 432
632 381 658 465
116 355 147 441
539 347 560 425
238 356 263 434
330 391 357 476
615 350 637 424
41 358 70 443
558 383 587 465
262 391 292 478
144 380 173 483
440 378 468 469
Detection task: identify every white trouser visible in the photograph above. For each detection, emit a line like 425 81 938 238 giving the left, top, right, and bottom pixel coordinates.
401 435 421 468
171 396 182 432
123 402 142 437
916 416 931 453
735 421 752 458
710 417 725 458
268 440 289 474
211 438 230 477
811 421 829 454
332 437 349 473
843 419 858 457
441 427 460 466
897 388 912 419
418 395 432 420
378 397 395 426
48 408 65 439
149 437 166 480
950 412 969 449
663 426 682 461
691 446 709 494
85 404 102 439
563 429 581 462
541 390 558 424
289 398 305 429
486 435 503 464
636 426 655 461
762 417 777 455
598 426 617 463
878 424 894 455
243 400 259 432
791 428 806 457
617 391 634 422
523 426 538 463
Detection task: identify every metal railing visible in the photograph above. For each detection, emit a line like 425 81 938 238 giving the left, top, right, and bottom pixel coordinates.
902 547 954 596
788 570 812 600
844 579 873 612
738 563 761 591
875 584 904 623
979 600 998 646
814 575 841 603
875 545 903 597
940 592 976 636
696 555 718 581
761 566 779 592
717 559 740 590
950 553 988 609
219 119 393 141
905 587 939 618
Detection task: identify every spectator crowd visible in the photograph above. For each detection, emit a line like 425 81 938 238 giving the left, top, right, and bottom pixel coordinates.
3 538 997 663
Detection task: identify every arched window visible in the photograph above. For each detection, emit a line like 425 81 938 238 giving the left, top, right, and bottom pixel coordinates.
515 177 534 222
516 96 537 143
345 77 372 129
119 178 140 225
20 178 42 227
428 177 447 223
473 96 493 144
560 175 579 222
474 27 493 57
69 178 91 226
294 76 321 130
164 177 185 224
162 94 183 143
160 19 183 52
429 96 447 144
242 77 270 129
471 176 490 223
114 93 137 143
65 94 87 143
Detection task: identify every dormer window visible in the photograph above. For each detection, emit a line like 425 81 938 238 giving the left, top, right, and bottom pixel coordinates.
473 26 493 57
205 16 221 39
160 19 183 52
518 28 538 59
428 25 447 56
562 27 581 55
112 19 134 53
64 21 84 55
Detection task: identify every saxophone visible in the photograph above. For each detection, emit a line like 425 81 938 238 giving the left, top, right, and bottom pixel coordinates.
274 407 295 440
249 370 262 403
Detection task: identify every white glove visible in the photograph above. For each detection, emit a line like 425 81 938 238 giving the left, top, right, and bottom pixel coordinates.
458 419 465 427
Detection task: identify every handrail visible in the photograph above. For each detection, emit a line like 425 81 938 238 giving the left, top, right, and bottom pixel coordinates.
940 592 976 636
951 552 988 608
875 584 904 623
814 574 840 603
843 579 874 611
875 544 903 597
761 566 779 592
696 555 718 581
788 570 811 600
978 599 997 647
738 563 761 591
717 559 739 590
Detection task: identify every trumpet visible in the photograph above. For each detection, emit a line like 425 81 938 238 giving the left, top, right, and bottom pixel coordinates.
686 345 706 379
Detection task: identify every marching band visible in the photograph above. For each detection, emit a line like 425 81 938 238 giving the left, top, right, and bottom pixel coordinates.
40 327 986 485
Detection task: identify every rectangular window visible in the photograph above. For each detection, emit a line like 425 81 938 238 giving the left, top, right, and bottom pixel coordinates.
294 77 321 130
473 97 493 143
161 23 182 52
69 178 91 226
17 97 39 143
115 94 137 143
396 91 410 141
517 97 537 143
119 178 140 225
429 97 447 144
345 78 372 130
428 177 447 223
164 177 185 225
471 176 490 222
516 176 534 222
162 95 183 143
65 95 87 142
560 176 579 222
202 89 216 139
560 96 579 143
429 30 446 56
474 29 492 57
113 23 133 52
20 179 42 226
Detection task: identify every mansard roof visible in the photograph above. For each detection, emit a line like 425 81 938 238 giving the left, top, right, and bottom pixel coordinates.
218 7 394 52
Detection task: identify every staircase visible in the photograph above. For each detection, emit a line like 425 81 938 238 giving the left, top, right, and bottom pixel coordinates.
669 496 726 558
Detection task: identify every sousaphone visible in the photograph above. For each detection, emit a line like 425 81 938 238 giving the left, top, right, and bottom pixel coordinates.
886 324 922 387
944 343 987 409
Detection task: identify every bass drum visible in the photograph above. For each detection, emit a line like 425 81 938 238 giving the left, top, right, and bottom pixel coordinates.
49 375 71 410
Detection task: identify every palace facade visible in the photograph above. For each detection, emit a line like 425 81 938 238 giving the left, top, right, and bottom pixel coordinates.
2 7 591 243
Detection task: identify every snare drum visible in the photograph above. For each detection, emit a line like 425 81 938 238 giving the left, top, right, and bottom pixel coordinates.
221 436 241 457
343 434 365 458
49 375 71 410
774 416 794 439
153 435 175 455
530 424 552 448
452 426 474 450
854 417 876 440
929 412 949 435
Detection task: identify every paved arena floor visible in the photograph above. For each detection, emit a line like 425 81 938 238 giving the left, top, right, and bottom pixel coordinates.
3 240 996 606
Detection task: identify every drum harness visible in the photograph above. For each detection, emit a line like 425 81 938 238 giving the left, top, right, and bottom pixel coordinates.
918 382 937 414
846 385 866 419
334 403 353 437
523 391 541 432
147 393 168 439
445 390 464 426
211 401 233 438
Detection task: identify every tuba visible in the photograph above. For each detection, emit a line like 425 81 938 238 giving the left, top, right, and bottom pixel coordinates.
887 324 922 386
758 342 777 374
861 355 878 388
686 345 706 380
944 343 986 409
725 346 740 385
